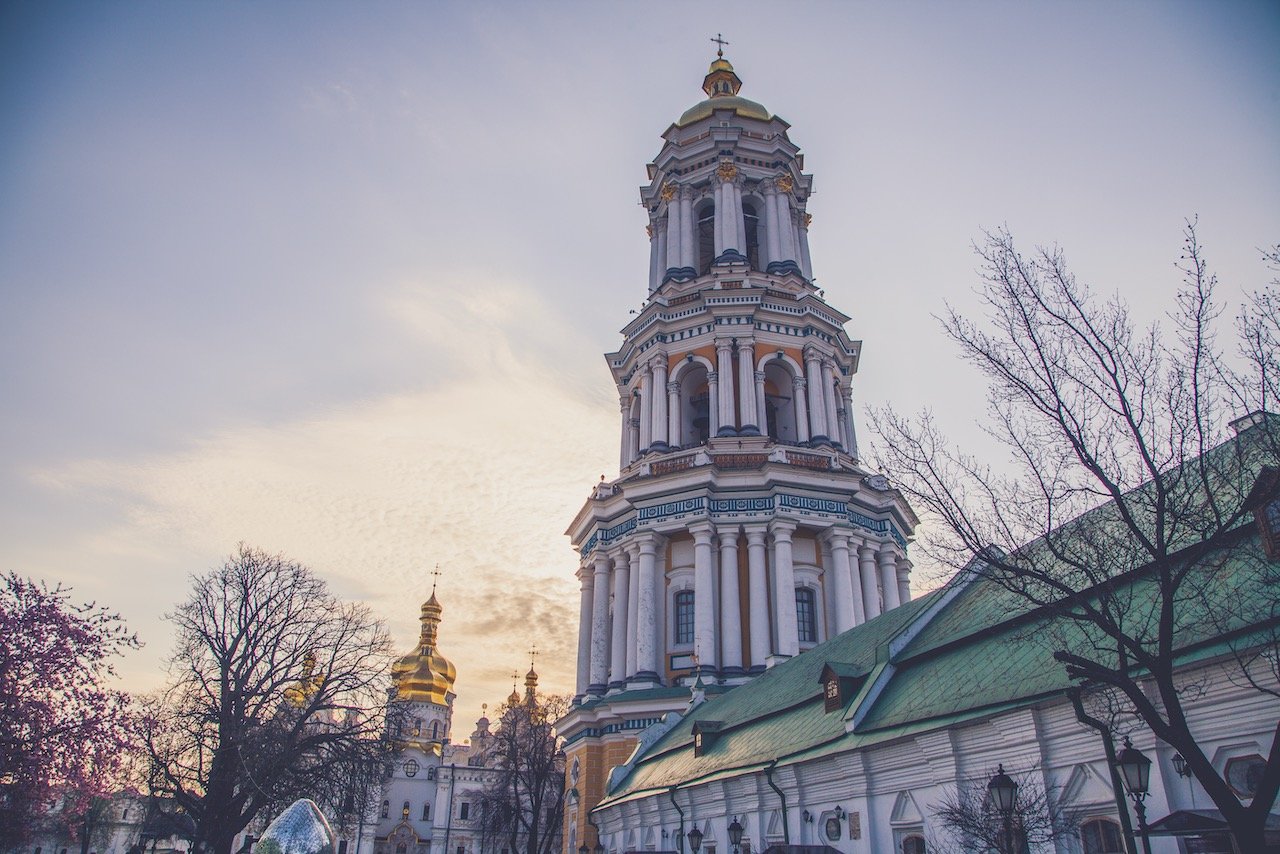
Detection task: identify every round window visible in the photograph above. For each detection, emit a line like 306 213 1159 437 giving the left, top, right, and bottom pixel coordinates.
404 759 419 777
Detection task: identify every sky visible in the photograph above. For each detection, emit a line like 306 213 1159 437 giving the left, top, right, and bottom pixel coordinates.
1 0 1277 735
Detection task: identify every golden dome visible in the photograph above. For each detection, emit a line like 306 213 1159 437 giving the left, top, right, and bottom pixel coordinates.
391 593 456 705
676 56 771 128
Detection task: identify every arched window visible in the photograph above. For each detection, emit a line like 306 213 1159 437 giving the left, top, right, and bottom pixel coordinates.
1080 818 1123 854
677 364 711 447
422 803 430 821
696 201 716 274
431 720 440 740
796 587 817 643
380 800 389 819
395 845 406 854
427 766 437 781
901 837 925 854
763 361 798 442
742 201 761 270
674 590 695 645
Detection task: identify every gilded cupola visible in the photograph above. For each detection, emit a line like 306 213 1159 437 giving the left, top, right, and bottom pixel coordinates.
391 591 457 705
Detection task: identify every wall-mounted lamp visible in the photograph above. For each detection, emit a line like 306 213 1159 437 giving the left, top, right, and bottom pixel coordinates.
1172 753 1190 778
775 349 785 360
801 810 813 823
833 806 845 820
686 353 695 362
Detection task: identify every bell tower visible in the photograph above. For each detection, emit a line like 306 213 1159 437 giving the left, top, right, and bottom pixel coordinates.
557 52 918 854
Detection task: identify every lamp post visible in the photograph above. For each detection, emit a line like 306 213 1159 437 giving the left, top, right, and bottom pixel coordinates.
579 845 589 854
728 818 743 854
687 826 703 854
1116 737 1154 854
987 764 1018 854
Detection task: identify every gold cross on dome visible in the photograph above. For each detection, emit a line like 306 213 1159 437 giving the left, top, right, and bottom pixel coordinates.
528 644 539 667
429 564 442 593
710 33 730 58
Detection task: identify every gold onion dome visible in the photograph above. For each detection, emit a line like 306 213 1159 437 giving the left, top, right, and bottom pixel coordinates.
676 55 771 128
391 592 456 705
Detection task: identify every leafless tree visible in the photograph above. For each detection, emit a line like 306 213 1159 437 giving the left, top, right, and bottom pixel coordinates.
871 223 1280 851
929 769 1077 854
474 693 567 854
140 545 396 854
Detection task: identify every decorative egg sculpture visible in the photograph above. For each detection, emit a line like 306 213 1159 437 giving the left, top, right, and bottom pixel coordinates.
255 799 336 854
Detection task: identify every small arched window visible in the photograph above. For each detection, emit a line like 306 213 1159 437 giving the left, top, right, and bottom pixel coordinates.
674 590 695 645
396 845 406 854
422 803 430 821
742 201 760 270
796 587 817 643
1080 818 1123 854
380 800 389 819
696 202 716 274
901 837 925 854
431 720 440 740
427 766 437 781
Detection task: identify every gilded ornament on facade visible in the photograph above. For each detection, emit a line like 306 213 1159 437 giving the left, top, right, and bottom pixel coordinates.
660 182 676 202
646 224 654 238
716 161 738 182
775 174 794 192
803 212 813 228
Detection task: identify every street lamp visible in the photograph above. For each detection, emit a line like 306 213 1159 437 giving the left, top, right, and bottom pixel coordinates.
687 827 703 854
728 818 743 854
1172 753 1189 778
578 844 589 854
987 764 1018 854
1116 737 1153 854
594 842 604 854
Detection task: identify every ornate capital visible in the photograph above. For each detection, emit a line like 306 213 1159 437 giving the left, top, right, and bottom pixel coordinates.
803 212 813 228
716 161 738 182
645 224 655 238
775 174 794 193
792 375 807 389
660 182 676 202
667 381 680 394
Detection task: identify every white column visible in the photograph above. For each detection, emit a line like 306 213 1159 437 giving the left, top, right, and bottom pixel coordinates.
651 358 669 448
626 545 640 678
804 348 828 442
821 361 840 450
575 566 593 698
637 372 652 451
667 381 681 448
737 342 759 435
824 530 856 634
634 536 660 681
744 525 770 672
714 181 728 258
630 416 641 462
609 553 629 688
763 185 781 266
691 522 717 673
732 183 746 252
679 190 694 270
665 202 681 271
798 213 813 279
588 553 611 693
859 542 881 620
652 542 666 676
775 190 796 262
651 225 666 291
707 371 720 438
619 396 631 470
771 521 799 658
715 340 736 436
754 371 767 438
897 556 913 605
717 527 743 675
793 375 810 443
843 386 859 460
880 548 902 611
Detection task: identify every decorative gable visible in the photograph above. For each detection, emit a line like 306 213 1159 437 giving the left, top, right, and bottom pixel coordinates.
692 720 725 756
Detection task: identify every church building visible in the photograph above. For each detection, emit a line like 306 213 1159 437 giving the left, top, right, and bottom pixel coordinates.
558 52 919 852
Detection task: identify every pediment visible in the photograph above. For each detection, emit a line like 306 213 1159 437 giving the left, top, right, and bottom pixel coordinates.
890 790 923 824
1061 762 1117 807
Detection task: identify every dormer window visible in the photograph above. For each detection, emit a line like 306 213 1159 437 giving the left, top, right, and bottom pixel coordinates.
1247 467 1280 560
819 662 867 713
692 720 725 756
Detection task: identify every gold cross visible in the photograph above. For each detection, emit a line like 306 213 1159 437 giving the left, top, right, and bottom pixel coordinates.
710 33 730 58
429 564 442 593
528 644 539 668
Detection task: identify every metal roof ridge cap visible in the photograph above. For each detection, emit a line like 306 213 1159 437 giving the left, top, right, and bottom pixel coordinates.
886 554 991 661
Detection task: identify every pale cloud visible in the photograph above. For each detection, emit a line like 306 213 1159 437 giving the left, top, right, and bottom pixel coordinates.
35 276 617 731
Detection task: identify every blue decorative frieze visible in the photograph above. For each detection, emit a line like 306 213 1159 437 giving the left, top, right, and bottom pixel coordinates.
638 497 705 520
778 493 847 515
583 532 599 554
710 496 775 514
600 517 637 543
847 509 908 549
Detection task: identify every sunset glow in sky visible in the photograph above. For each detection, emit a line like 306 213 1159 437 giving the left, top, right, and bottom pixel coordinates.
2 1 1277 732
